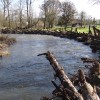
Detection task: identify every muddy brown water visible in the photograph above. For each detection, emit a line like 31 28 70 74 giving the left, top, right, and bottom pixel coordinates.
0 34 99 100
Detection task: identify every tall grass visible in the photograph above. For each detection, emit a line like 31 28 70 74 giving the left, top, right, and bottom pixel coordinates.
0 35 16 45
0 34 16 56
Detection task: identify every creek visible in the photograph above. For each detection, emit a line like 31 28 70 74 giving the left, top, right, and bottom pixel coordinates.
0 34 99 100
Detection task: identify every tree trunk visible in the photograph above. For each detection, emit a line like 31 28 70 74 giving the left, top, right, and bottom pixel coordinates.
3 0 6 27
26 0 29 27
19 0 22 29
43 18 46 29
6 0 11 28
38 51 84 100
64 24 67 31
8 7 10 28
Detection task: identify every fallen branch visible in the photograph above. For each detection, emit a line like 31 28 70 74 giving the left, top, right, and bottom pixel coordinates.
81 57 100 63
38 51 83 100
39 51 100 100
77 70 100 100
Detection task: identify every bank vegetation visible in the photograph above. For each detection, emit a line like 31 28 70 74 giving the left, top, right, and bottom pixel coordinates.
0 34 16 56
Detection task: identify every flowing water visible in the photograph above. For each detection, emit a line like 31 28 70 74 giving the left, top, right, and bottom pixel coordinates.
0 34 99 100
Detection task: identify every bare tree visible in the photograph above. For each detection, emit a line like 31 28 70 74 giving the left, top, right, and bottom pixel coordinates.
1 0 7 27
6 0 11 28
0 0 36 29
9 8 18 29
92 18 96 26
41 0 48 29
18 0 24 29
0 11 4 27
26 0 29 26
80 11 86 27
61 1 76 29
0 0 12 28
41 0 61 28
26 0 35 28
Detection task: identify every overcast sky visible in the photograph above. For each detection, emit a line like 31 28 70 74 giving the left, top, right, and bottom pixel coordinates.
33 0 100 19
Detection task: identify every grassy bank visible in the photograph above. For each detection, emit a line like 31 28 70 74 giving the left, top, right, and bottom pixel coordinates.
0 35 16 45
50 25 100 33
0 34 16 56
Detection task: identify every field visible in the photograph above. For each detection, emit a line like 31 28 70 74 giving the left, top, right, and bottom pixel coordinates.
52 25 100 33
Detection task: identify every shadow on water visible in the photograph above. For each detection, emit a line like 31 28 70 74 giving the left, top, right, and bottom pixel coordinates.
0 34 99 100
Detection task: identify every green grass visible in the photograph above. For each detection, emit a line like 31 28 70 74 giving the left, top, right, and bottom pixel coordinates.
31 25 100 33
77 27 91 33
51 25 100 33
77 25 100 33
52 26 90 33
96 25 100 29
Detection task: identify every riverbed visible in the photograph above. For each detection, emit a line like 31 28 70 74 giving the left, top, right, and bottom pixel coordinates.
0 34 99 100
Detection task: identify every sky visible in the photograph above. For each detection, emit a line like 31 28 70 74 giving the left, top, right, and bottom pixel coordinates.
33 0 100 19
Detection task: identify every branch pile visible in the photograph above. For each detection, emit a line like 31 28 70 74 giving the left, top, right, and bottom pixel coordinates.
38 51 100 100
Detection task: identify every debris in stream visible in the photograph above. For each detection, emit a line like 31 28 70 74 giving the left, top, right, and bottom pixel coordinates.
38 51 100 100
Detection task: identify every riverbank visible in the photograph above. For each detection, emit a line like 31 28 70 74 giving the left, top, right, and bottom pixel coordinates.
0 35 16 56
10 29 99 54
34 30 99 53
1 28 100 54
1 27 100 57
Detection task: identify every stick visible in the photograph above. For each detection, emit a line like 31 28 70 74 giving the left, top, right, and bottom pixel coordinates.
41 51 84 100
78 70 100 100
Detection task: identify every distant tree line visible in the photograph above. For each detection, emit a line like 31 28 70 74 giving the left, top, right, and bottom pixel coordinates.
0 0 99 30
0 0 36 29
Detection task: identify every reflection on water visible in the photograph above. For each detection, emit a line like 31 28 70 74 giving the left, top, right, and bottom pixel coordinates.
0 34 98 100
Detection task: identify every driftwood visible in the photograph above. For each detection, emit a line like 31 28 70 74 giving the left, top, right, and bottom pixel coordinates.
77 70 99 100
93 26 100 37
96 86 100 97
38 51 83 100
81 57 100 63
38 51 100 100
81 58 100 79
